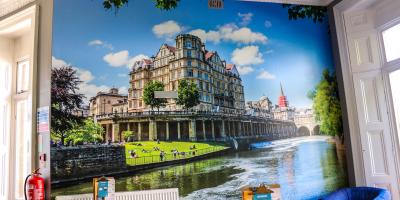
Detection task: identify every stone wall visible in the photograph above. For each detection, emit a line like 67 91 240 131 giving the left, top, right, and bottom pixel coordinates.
51 145 126 183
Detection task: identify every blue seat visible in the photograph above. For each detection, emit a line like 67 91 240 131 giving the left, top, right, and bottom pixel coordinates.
322 187 391 200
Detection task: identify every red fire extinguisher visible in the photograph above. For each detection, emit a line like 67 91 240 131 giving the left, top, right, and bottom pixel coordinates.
24 169 45 200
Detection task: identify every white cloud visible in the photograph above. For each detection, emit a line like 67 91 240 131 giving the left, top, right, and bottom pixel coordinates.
52 56 94 83
189 29 221 43
118 86 128 95
52 57 123 103
238 12 253 26
237 66 254 75
231 45 264 66
103 50 149 69
88 39 113 50
52 56 69 69
117 73 127 77
257 69 276 80
103 50 130 67
265 49 274 54
264 20 272 28
152 20 182 40
190 23 267 44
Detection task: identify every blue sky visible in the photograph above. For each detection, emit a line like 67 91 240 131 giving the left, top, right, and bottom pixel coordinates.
52 0 334 108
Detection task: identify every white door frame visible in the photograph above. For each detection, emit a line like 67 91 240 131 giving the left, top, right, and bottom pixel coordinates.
333 0 400 196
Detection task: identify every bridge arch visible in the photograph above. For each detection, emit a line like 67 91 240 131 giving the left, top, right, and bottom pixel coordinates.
313 125 320 135
298 126 310 136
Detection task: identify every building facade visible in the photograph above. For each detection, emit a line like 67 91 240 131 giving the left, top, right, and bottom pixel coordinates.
89 88 127 117
128 34 245 114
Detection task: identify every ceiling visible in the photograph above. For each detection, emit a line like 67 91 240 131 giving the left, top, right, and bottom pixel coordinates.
243 0 335 6
0 0 34 18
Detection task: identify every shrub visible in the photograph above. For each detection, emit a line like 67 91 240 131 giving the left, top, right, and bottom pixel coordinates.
123 131 135 142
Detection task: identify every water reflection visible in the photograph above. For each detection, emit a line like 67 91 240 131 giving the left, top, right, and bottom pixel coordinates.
52 137 348 200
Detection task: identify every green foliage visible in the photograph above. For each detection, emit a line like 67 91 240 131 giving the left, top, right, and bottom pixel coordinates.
103 0 180 11
309 69 343 136
122 131 135 142
65 119 104 145
282 4 327 23
51 66 84 144
176 80 200 110
143 80 167 111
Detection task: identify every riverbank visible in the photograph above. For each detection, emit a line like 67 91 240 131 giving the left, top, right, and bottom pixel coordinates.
52 136 348 199
51 145 232 188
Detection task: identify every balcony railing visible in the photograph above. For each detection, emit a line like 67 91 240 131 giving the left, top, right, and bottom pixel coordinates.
95 110 251 120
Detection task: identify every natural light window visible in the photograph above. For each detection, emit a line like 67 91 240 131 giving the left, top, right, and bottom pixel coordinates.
16 60 29 93
390 69 400 143
382 23 400 62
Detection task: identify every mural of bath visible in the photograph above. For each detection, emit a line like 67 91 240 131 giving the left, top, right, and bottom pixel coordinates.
50 0 348 199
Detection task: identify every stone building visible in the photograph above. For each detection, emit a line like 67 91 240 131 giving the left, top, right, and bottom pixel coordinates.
246 96 273 118
128 34 245 114
294 108 320 135
89 88 127 117
112 99 129 114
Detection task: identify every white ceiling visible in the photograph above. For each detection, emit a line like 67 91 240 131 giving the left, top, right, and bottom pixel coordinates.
243 0 335 6
0 0 34 18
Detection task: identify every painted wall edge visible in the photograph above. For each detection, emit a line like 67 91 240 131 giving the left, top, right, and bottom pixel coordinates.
0 0 54 198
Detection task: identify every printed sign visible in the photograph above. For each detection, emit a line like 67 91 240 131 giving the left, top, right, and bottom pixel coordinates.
37 106 50 133
208 0 223 9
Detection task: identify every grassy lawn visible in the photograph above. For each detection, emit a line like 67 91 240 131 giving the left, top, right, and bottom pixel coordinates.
124 141 229 166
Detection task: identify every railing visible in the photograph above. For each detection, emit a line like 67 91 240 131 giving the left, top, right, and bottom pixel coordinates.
126 146 228 166
95 110 251 120
55 188 179 200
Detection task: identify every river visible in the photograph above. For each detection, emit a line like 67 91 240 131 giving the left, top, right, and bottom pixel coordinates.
52 136 348 200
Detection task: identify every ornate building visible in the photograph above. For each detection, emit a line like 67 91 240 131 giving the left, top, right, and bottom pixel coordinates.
128 34 245 114
89 88 127 117
246 96 273 118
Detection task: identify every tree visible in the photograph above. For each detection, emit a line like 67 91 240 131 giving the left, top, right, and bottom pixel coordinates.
103 0 180 11
51 66 85 144
65 119 104 145
122 131 135 142
176 80 200 111
282 4 327 23
143 80 167 112
309 69 343 136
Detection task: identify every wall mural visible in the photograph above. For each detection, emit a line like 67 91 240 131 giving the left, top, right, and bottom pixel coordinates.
51 0 348 199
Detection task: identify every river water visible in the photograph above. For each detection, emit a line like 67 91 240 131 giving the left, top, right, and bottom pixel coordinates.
52 136 348 200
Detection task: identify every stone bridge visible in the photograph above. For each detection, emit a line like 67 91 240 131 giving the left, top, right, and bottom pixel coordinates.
294 111 321 136
94 111 310 143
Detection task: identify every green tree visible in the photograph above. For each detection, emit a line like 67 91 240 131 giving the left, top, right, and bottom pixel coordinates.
143 80 167 112
309 69 343 136
282 4 327 23
176 80 200 111
65 119 104 145
51 66 84 145
103 0 179 11
122 131 135 142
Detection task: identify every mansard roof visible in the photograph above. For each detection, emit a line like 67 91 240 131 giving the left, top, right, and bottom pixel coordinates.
226 63 239 76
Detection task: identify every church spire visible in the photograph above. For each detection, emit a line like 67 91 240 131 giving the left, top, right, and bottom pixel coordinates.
278 82 289 108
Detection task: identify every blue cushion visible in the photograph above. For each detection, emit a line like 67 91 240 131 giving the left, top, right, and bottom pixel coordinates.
322 187 391 200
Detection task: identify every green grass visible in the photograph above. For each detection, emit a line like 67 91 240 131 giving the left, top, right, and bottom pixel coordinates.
124 141 229 166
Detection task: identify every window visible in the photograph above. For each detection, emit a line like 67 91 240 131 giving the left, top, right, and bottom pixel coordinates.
188 60 192 66
187 50 192 58
390 69 400 144
382 23 400 62
16 60 29 93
